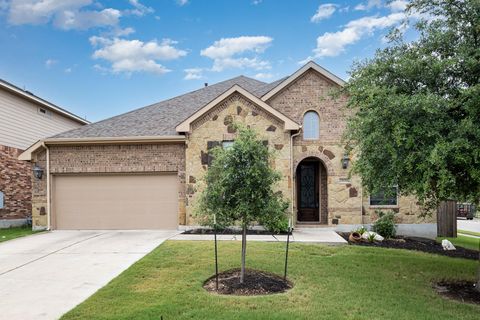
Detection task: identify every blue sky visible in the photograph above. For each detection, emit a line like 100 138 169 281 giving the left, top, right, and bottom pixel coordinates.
0 0 410 122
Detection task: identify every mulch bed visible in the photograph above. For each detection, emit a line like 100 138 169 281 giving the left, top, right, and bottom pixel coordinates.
203 268 293 295
434 280 480 305
184 228 289 235
337 232 479 260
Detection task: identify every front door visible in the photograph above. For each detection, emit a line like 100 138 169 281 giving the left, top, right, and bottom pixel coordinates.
297 162 319 222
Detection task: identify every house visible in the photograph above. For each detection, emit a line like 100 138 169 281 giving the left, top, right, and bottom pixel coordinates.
20 61 435 231
0 79 89 228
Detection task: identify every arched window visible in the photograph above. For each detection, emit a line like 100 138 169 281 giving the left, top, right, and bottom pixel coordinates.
303 111 319 139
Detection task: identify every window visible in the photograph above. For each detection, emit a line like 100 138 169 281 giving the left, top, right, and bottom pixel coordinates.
0 191 4 209
369 187 398 206
303 111 319 139
222 141 234 149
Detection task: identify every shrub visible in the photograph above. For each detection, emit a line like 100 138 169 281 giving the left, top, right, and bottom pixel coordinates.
263 215 289 234
372 211 396 238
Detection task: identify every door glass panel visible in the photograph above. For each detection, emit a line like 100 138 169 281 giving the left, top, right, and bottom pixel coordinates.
300 164 315 208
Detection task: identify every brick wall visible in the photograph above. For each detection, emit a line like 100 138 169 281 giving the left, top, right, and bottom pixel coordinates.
268 68 430 225
0 144 32 220
31 143 186 229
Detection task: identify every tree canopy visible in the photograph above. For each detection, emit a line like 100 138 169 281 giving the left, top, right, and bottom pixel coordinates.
344 0 480 214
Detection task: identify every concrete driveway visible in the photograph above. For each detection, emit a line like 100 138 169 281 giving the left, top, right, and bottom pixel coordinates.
0 230 179 320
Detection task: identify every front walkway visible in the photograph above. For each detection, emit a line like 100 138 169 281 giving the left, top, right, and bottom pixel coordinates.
0 230 180 320
171 228 347 245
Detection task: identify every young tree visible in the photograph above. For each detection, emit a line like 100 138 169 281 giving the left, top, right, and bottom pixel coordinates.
196 125 289 283
343 0 480 291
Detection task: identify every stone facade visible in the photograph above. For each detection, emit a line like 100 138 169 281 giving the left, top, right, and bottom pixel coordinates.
0 145 32 221
185 93 292 224
31 143 186 229
267 69 429 225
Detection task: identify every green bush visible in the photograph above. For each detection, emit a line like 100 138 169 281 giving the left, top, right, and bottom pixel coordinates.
372 211 396 238
263 215 289 234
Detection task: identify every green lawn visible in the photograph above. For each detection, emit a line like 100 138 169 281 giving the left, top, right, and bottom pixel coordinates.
62 241 479 320
0 226 40 243
438 235 480 251
458 229 480 237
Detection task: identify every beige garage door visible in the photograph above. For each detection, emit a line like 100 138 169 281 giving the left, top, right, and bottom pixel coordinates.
53 174 178 230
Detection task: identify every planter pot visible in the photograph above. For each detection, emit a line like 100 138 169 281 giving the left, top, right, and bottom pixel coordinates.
349 232 362 243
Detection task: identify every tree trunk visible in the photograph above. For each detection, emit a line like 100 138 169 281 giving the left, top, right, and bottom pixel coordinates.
240 224 247 284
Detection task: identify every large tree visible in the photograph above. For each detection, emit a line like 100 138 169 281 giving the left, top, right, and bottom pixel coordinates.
196 125 289 283
344 0 480 213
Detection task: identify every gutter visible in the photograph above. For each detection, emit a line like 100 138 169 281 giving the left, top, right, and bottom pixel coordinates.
290 128 302 228
18 135 186 161
44 135 186 145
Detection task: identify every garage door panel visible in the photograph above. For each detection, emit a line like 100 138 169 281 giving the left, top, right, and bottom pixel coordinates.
53 174 178 230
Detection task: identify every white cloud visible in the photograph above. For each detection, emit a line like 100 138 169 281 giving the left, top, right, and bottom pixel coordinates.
176 0 188 6
309 12 405 58
311 4 337 23
91 37 187 75
201 36 273 72
354 0 382 11
54 8 121 30
64 67 72 73
125 0 154 16
253 72 273 80
252 0 262 5
387 0 408 12
45 59 57 68
184 68 203 80
7 0 121 30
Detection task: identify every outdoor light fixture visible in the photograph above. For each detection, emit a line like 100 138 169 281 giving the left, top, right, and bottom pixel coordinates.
342 153 350 169
33 165 44 180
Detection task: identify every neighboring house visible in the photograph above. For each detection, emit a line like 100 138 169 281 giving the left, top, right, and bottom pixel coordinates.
0 79 89 228
20 61 435 231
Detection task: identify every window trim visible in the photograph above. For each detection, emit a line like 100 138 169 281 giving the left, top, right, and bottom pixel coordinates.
368 186 399 208
302 110 320 140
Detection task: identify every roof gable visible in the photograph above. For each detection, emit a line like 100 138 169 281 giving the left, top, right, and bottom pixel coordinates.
261 61 345 101
176 85 300 133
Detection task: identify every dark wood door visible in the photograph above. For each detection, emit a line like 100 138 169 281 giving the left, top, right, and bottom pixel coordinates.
297 162 319 222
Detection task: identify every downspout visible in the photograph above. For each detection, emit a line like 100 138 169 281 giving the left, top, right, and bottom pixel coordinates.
290 129 302 228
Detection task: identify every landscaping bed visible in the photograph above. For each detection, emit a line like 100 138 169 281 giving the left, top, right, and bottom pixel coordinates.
434 280 480 305
203 268 292 295
337 232 479 260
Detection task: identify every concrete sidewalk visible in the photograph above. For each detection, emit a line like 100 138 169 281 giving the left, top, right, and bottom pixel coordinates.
171 229 347 245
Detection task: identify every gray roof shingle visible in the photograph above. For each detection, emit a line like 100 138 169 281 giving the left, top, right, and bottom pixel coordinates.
54 75 281 139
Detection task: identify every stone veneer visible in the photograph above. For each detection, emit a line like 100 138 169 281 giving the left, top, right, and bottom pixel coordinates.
31 143 186 229
184 93 292 224
0 144 32 222
267 69 432 224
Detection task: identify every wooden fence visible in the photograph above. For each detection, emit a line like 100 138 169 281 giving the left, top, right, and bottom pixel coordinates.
437 200 457 237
